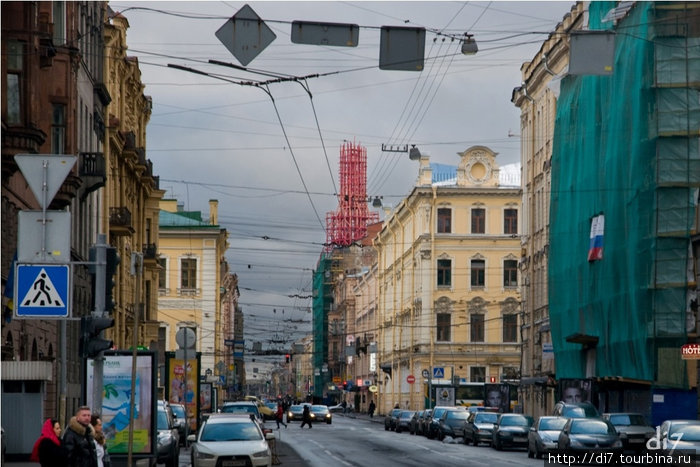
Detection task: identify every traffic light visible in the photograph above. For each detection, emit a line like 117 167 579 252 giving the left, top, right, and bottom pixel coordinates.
105 246 120 312
285 354 290 363
80 315 114 358
343 381 348 390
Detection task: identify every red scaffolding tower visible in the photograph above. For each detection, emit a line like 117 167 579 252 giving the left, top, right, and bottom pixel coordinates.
325 141 379 251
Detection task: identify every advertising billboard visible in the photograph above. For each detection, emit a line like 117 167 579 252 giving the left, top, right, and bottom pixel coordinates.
85 352 156 456
165 352 201 432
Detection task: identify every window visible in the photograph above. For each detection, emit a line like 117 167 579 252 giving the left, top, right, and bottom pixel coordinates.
504 209 518 234
437 208 451 233
470 366 485 383
437 259 451 287
53 1 66 45
6 40 23 125
471 260 485 287
470 313 484 342
503 314 517 343
437 313 451 342
158 258 167 289
471 208 485 234
503 260 518 288
52 104 66 154
181 258 197 289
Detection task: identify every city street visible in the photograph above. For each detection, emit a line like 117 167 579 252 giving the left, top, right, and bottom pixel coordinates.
176 414 544 467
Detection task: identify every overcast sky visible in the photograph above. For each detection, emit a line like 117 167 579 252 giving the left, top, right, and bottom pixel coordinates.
109 1 576 352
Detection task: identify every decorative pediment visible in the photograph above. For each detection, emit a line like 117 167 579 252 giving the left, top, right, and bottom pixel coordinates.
456 145 499 187
471 253 486 261
437 252 451 260
468 297 487 313
501 297 519 314
434 296 453 313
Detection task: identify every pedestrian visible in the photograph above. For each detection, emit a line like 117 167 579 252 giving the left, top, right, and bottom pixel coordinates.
91 414 110 467
300 404 312 429
30 418 68 467
62 405 97 467
275 403 287 429
368 400 376 418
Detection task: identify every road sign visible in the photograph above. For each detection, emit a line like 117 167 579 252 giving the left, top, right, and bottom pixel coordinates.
18 211 71 262
406 374 415 384
422 369 430 379
15 264 70 318
224 339 235 346
215 4 276 66
291 21 359 47
14 154 77 210
432 367 445 379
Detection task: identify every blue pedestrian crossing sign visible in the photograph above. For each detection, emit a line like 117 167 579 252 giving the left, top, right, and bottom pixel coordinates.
15 264 70 318
432 367 445 378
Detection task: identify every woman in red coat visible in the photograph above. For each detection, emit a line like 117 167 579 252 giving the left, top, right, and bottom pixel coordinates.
30 418 68 467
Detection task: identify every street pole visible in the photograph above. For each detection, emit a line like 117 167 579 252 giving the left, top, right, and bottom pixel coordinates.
92 234 107 415
127 253 142 467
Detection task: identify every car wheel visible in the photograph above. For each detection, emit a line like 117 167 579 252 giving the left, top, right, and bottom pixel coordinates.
494 438 502 451
536 448 544 460
396 426 401 433
385 425 389 431
527 445 534 458
473 434 479 446
327 420 332 425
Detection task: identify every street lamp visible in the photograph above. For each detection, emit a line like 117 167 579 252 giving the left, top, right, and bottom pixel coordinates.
461 34 478 55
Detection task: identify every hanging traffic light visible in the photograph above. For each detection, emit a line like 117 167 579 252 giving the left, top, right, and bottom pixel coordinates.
104 246 120 312
80 315 114 358
285 354 290 363
343 380 348 390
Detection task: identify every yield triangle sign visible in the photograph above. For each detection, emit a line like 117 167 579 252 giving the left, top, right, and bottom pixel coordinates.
14 154 77 210
20 267 66 308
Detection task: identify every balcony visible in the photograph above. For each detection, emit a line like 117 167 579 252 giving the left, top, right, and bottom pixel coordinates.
143 243 157 260
79 152 106 199
109 207 134 236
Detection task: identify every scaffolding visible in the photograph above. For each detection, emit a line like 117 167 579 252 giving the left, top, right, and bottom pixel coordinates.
325 141 379 251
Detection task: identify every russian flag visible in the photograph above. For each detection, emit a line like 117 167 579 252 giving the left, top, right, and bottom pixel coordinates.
588 214 604 262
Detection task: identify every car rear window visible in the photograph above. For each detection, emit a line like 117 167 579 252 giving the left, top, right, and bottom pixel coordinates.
201 422 262 441
476 413 498 423
539 418 567 431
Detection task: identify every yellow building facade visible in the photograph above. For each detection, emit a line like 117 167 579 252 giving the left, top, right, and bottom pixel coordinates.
157 199 229 383
376 147 522 413
103 13 164 350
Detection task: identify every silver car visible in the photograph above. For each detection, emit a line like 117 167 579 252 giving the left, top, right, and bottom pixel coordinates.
189 413 273 467
528 416 567 458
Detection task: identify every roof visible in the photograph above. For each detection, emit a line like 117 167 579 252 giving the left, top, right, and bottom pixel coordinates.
429 162 521 187
159 209 216 228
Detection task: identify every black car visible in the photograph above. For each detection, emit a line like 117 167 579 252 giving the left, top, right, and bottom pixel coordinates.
417 409 432 436
426 406 455 439
394 410 415 433
384 408 403 431
558 418 623 456
602 413 654 453
463 410 499 446
437 408 470 440
169 403 187 445
409 411 422 435
492 413 534 450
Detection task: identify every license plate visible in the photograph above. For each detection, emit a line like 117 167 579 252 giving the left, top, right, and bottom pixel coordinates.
514 437 527 442
222 460 246 467
629 439 644 443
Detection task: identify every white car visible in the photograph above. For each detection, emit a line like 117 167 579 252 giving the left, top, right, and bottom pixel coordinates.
189 413 274 467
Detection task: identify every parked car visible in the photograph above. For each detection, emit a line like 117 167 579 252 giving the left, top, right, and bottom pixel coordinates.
189 413 273 467
286 405 305 422
463 410 499 446
660 422 700 456
527 416 567 459
384 408 403 431
426 406 459 439
156 401 181 467
169 403 187 445
395 410 415 433
491 413 534 450
552 402 600 419
557 418 622 456
310 405 333 424
658 419 700 452
409 411 423 435
437 408 470 440
602 413 654 452
220 401 268 432
416 409 432 436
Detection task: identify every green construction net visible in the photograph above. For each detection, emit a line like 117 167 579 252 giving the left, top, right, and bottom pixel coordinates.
549 1 699 387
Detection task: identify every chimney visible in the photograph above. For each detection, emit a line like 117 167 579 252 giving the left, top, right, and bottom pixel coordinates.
209 199 218 225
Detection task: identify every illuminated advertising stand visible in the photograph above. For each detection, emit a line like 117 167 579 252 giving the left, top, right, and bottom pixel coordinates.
85 351 157 466
165 351 201 433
